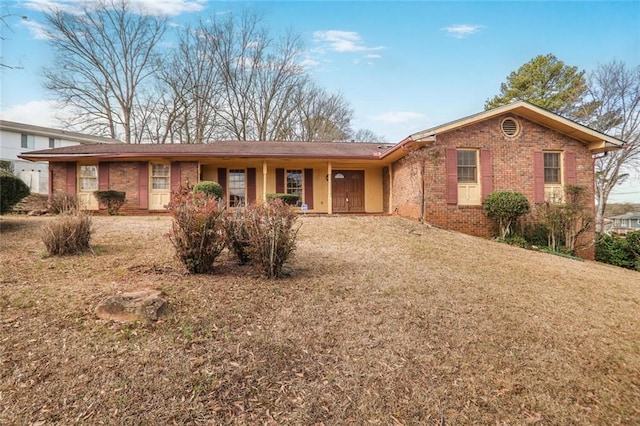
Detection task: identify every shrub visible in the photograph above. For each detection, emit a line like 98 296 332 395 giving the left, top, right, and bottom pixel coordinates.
0 168 30 214
94 190 126 215
224 208 252 264
483 191 530 239
245 199 299 278
193 181 223 200
48 193 80 214
503 235 529 248
41 211 93 255
266 193 300 206
0 160 14 173
595 233 635 270
523 222 549 247
166 186 226 274
536 185 593 254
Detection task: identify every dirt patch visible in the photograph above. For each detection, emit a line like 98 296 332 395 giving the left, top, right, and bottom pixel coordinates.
1 214 639 424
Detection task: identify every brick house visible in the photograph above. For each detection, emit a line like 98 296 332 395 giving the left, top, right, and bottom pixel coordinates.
19 101 624 257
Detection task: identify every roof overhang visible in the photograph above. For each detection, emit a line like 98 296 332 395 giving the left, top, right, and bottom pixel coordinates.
410 101 625 154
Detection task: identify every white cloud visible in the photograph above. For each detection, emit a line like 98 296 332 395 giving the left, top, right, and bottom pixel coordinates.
443 24 483 39
299 57 320 68
313 30 384 53
364 54 381 59
21 19 51 40
0 100 74 128
23 0 205 16
372 111 426 124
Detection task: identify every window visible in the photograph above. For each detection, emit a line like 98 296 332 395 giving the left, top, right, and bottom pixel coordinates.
151 163 170 190
79 165 98 191
457 150 477 183
21 134 35 149
49 138 56 148
456 149 481 205
544 152 560 184
286 169 303 201
228 169 246 207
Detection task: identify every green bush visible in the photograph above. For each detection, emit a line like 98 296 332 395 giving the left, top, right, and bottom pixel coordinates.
94 190 126 215
224 208 252 264
48 193 80 214
245 199 300 278
595 233 636 270
523 222 549 247
0 169 30 214
166 186 226 274
0 160 14 173
266 193 300 206
483 191 530 239
41 211 93 256
193 181 223 200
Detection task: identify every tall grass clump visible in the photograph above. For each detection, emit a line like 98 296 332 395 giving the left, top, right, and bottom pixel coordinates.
245 199 299 278
41 209 93 255
167 186 226 273
48 193 80 214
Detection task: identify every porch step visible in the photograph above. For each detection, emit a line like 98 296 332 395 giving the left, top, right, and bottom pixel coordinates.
13 194 49 214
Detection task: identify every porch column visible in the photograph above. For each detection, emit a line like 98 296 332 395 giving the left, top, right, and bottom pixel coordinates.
262 160 268 202
327 162 332 215
388 165 393 214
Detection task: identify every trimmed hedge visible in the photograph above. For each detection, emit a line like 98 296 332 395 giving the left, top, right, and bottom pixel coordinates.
193 181 223 200
1 169 30 214
483 191 530 239
266 193 299 206
94 190 126 215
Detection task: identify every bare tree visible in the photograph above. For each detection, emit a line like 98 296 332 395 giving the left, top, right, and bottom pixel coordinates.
281 84 353 141
583 61 640 232
42 0 165 142
351 128 387 142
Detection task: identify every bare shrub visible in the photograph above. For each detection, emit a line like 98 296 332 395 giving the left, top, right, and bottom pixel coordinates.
224 208 252 264
245 199 299 278
166 186 226 274
48 194 80 214
41 211 93 256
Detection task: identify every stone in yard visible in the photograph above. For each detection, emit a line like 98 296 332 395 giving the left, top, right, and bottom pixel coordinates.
96 289 167 322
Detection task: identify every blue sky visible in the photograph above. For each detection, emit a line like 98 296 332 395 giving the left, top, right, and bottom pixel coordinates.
1 0 639 201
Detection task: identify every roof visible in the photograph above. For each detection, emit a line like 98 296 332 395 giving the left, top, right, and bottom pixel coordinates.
0 120 122 145
410 101 625 154
609 212 640 220
18 140 397 162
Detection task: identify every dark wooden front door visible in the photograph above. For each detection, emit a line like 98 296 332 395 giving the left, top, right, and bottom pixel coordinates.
332 170 364 213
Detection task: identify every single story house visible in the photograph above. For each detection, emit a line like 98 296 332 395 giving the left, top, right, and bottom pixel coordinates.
0 120 120 194
19 101 625 258
608 212 640 235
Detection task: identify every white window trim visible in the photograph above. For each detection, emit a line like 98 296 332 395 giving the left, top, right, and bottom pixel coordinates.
457 149 481 206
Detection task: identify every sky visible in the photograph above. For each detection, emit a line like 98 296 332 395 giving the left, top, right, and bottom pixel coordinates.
1 0 639 202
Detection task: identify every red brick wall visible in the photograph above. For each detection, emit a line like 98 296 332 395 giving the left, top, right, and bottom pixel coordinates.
391 114 596 258
49 160 200 215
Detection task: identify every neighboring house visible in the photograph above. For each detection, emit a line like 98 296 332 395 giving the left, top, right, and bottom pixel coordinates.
609 212 640 235
0 120 120 194
19 101 624 259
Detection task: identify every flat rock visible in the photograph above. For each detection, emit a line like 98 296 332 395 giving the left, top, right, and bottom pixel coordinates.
96 289 167 323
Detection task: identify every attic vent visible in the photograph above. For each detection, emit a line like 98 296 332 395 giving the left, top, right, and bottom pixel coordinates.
501 117 520 137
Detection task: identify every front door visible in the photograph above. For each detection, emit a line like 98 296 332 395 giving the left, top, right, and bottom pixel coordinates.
332 170 364 213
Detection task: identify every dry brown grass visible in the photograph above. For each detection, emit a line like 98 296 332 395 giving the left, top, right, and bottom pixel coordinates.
1 214 639 425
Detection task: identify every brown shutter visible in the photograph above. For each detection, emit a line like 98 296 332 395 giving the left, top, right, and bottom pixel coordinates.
564 152 577 185
304 168 314 209
480 150 493 201
65 162 76 195
533 151 545 203
247 168 256 204
445 149 457 205
275 168 285 193
98 162 109 190
217 168 227 199
171 162 181 193
138 162 148 209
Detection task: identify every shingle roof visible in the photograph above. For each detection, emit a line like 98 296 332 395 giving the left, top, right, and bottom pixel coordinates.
19 140 396 161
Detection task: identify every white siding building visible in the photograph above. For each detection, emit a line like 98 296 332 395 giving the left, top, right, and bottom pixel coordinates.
0 120 119 194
